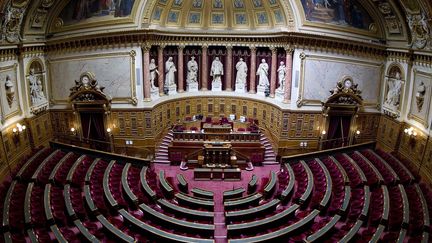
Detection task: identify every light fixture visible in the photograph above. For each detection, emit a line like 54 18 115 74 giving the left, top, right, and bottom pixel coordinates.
70 127 76 136
106 127 113 136
356 130 361 135
404 127 417 138
321 130 326 135
12 123 26 141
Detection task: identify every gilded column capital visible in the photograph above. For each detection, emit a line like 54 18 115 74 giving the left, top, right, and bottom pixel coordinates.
249 45 257 52
299 52 306 60
158 44 166 50
284 46 294 54
270 46 277 54
142 44 151 52
177 45 185 51
226 45 233 50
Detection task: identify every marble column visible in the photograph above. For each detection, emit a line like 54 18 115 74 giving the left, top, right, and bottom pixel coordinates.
177 45 185 92
225 46 233 91
143 45 151 101
157 45 165 96
270 47 277 98
249 46 257 93
201 45 208 91
284 48 294 103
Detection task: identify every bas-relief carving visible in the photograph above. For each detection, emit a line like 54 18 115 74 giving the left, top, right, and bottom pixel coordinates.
383 65 404 118
408 70 431 128
302 58 380 105
0 64 20 121
49 53 133 104
1 5 25 43
407 13 431 49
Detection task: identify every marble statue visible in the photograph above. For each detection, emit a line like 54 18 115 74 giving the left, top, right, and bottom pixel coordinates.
28 69 46 105
277 61 286 91
416 81 426 112
210 57 223 84
235 58 247 84
385 72 402 107
165 57 177 86
149 58 159 91
4 75 15 107
256 59 269 88
186 56 198 84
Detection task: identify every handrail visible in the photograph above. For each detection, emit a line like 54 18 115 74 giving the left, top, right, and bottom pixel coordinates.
185 148 205 160
155 124 174 150
259 124 278 151
230 148 249 161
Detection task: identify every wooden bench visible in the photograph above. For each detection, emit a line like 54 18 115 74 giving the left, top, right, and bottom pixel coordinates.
157 198 214 222
370 224 385 242
103 160 119 208
49 152 74 183
159 170 174 198
31 149 61 182
381 185 390 222
248 175 258 193
227 204 300 234
192 188 214 199
26 229 38 242
228 208 318 242
223 188 245 201
122 163 138 205
177 174 188 193
306 214 341 242
281 163 295 202
119 209 215 243
224 193 262 210
140 167 157 200
340 185 351 214
225 199 280 221
315 159 332 209
50 224 68 242
175 193 214 210
96 214 134 243
263 171 277 197
139 203 214 234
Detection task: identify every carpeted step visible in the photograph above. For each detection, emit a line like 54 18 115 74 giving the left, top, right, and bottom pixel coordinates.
154 159 170 164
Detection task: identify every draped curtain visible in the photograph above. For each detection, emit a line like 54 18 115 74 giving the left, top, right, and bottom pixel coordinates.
326 115 352 149
80 112 106 142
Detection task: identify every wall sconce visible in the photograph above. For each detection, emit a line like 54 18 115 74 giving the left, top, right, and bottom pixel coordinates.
321 130 326 138
12 123 26 142
70 127 77 136
404 127 417 138
106 127 112 136
355 130 361 137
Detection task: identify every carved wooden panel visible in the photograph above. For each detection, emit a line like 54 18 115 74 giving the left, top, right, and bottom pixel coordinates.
356 113 380 141
1 121 31 169
398 124 427 167
27 111 53 147
111 110 145 137
50 110 75 136
377 115 401 150
287 112 322 139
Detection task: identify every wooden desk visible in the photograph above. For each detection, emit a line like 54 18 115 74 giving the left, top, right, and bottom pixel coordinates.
203 123 232 134
97 214 134 243
228 209 318 243
159 170 174 198
248 175 258 193
139 203 214 234
225 199 280 221
64 184 76 217
16 147 49 179
223 188 245 201
84 185 97 213
140 167 157 200
157 199 214 222
281 163 295 202
74 219 100 243
44 184 54 223
85 158 101 184
49 152 74 183
306 215 341 242
66 155 87 184
31 150 60 181
176 174 188 193
103 160 118 208
51 224 68 243
24 183 33 225
120 209 215 243
122 163 138 205
224 193 262 210
227 204 300 234
263 171 278 197
192 188 214 199
175 193 214 210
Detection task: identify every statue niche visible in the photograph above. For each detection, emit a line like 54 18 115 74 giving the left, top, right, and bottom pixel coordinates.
27 59 48 114
383 65 404 118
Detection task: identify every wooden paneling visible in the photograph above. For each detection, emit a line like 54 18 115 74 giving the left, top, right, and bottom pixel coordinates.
376 115 402 151
27 111 53 147
1 121 31 171
356 113 380 143
50 110 75 137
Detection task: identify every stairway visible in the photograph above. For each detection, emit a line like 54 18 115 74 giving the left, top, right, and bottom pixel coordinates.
154 131 173 164
260 133 278 164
